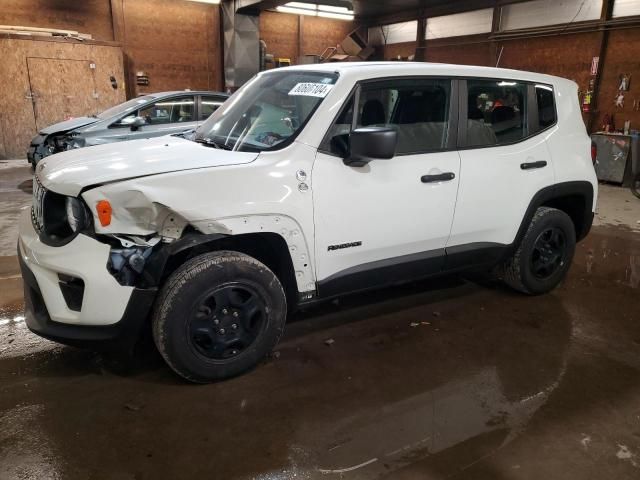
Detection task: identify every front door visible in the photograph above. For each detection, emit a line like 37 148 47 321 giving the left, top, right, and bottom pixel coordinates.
312 78 460 296
127 95 197 140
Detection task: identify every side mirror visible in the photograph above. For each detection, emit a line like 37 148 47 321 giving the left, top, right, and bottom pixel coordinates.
130 116 146 131
344 127 397 167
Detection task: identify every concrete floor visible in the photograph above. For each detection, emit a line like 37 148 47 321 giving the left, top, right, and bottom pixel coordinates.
1 160 640 479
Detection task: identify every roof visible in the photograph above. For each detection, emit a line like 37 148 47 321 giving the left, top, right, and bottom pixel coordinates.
144 90 229 98
271 61 569 85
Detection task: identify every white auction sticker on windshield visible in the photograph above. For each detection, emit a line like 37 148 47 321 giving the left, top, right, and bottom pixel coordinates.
288 83 334 98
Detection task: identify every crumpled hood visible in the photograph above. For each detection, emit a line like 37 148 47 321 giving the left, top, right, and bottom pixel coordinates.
40 117 99 135
38 136 259 196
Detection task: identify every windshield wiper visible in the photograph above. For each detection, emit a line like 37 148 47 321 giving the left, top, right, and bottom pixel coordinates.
194 137 232 150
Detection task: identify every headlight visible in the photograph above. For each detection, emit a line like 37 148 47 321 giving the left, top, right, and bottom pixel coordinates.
65 138 84 150
65 197 89 233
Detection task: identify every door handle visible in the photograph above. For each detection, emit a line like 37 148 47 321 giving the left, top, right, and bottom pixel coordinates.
520 160 547 170
421 172 455 183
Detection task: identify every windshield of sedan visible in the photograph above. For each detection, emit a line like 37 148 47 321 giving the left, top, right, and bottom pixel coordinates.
96 95 155 119
195 71 338 152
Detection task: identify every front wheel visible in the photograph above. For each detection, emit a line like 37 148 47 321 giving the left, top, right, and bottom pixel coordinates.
152 251 287 383
501 207 576 295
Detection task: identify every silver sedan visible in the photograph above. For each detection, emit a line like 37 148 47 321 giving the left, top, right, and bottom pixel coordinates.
27 90 229 167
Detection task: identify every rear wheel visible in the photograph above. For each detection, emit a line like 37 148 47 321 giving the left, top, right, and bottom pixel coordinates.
501 207 576 295
152 251 287 383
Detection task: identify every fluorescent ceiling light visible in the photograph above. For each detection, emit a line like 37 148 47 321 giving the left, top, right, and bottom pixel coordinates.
185 0 220 4
317 11 354 20
317 5 350 13
278 2 353 20
277 6 318 16
287 2 316 9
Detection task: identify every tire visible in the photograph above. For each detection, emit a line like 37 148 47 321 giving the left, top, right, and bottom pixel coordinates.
631 173 640 200
501 207 576 295
152 251 287 383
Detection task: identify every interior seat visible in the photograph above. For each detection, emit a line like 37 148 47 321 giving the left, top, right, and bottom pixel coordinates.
361 99 386 126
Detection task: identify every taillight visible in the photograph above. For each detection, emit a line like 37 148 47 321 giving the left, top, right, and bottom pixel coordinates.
591 141 597 165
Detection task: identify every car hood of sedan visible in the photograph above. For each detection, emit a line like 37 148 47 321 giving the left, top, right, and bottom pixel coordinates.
37 136 259 196
39 117 99 135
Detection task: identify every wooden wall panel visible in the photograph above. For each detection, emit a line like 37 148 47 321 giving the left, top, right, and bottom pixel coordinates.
0 0 115 41
0 37 125 159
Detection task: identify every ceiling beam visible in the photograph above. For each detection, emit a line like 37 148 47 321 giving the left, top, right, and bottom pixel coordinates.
360 0 534 27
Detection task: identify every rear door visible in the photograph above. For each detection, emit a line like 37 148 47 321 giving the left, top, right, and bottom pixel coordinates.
127 94 197 140
197 95 226 124
312 78 461 295
446 78 555 266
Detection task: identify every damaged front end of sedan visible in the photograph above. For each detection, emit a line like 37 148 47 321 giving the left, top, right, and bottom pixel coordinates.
28 131 86 166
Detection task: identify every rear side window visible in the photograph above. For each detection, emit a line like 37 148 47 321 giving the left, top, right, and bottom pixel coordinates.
465 79 527 147
199 96 225 121
140 95 195 124
536 85 556 129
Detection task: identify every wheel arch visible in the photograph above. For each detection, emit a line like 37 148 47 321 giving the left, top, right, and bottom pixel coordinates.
146 231 300 311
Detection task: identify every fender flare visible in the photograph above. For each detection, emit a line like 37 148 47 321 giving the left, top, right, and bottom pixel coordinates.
512 181 594 251
142 215 316 294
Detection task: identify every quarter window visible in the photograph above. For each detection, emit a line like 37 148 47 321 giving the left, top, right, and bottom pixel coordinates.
465 80 527 147
536 85 556 129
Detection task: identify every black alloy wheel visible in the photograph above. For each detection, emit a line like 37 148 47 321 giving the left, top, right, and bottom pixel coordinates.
189 283 267 360
530 227 567 280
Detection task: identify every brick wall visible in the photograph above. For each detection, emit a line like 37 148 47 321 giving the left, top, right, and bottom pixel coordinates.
595 28 640 132
301 15 353 57
426 41 492 66
382 41 417 60
0 0 115 41
260 11 299 63
121 0 223 95
260 11 354 64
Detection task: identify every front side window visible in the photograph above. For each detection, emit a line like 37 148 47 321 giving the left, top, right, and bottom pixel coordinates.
195 71 338 152
322 78 451 156
536 85 556 129
98 95 154 120
139 96 195 125
465 79 527 147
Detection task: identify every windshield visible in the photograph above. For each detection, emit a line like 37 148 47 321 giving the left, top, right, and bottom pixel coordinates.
195 71 338 152
96 95 155 119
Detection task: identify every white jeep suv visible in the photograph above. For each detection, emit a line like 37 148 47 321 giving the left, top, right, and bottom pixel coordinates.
19 63 597 382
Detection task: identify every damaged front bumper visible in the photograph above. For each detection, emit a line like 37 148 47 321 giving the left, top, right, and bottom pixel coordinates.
18 208 157 349
27 134 49 166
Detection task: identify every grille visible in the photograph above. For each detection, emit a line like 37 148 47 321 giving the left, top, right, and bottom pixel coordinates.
31 175 46 234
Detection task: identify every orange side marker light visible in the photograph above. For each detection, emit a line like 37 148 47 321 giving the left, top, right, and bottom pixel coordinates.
96 200 112 226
